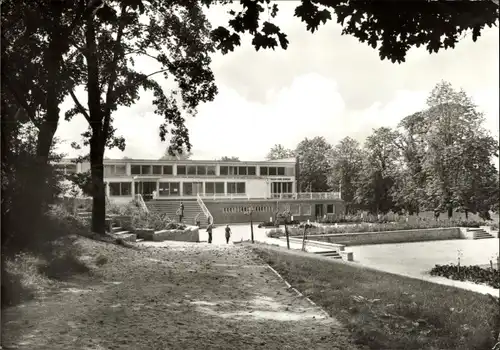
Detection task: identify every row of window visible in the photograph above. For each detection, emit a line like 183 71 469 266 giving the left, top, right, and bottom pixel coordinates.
108 164 294 176
107 181 246 196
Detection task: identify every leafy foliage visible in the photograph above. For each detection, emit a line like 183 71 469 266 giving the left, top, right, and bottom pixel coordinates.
266 144 295 160
220 156 240 162
295 136 333 192
207 0 499 63
355 127 401 214
159 146 192 160
328 137 363 214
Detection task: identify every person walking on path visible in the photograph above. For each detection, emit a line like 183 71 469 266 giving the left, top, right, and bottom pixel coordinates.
225 224 232 244
206 224 213 244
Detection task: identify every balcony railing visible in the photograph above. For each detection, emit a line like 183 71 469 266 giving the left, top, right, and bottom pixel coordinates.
270 192 341 200
150 191 341 200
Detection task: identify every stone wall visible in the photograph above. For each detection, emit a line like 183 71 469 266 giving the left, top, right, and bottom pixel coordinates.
204 199 345 224
306 227 461 246
135 227 199 242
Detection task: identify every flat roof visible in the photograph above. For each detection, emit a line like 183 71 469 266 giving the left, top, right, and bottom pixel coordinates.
60 158 295 166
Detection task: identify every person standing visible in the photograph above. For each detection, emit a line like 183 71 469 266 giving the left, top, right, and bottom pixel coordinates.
178 202 184 223
225 224 232 244
206 224 213 244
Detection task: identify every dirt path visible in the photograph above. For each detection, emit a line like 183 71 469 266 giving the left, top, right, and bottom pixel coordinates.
2 239 357 350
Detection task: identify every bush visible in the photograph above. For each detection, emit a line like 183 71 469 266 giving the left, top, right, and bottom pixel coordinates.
490 222 499 231
266 228 284 238
430 264 500 289
258 221 279 228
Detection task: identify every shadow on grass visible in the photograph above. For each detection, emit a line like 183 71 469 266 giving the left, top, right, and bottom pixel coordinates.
2 213 93 308
252 245 500 350
1 269 36 308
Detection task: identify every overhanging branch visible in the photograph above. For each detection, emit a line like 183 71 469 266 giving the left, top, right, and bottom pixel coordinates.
69 89 91 123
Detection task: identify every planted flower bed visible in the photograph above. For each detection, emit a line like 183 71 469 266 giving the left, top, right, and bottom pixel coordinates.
430 264 500 289
282 220 484 237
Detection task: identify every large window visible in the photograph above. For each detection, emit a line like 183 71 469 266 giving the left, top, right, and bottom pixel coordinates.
187 165 197 175
271 181 293 194
152 165 162 175
260 166 286 176
163 165 173 175
115 165 126 175
220 166 256 176
158 182 180 196
205 182 225 195
197 166 206 175
109 182 132 196
227 182 246 194
177 165 186 175
183 182 202 196
104 165 114 177
131 165 141 175
141 165 151 175
327 204 335 214
207 166 216 175
302 204 312 215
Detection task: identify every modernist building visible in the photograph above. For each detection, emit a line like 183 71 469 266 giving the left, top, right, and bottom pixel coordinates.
58 157 344 224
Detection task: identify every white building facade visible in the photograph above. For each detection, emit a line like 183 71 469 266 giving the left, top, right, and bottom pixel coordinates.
59 158 301 203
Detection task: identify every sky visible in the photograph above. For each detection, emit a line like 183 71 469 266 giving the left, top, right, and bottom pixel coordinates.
54 3 500 164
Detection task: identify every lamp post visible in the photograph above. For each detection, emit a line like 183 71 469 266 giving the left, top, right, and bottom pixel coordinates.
245 206 254 243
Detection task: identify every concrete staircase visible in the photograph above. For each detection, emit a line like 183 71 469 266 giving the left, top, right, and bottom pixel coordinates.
75 208 135 241
313 250 342 259
466 228 494 240
146 199 208 227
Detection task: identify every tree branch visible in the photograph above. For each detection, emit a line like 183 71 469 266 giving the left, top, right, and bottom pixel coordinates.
145 68 169 80
1 72 40 129
103 4 128 140
69 89 91 123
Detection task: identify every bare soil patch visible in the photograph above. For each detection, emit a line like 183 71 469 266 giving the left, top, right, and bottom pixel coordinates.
2 237 358 350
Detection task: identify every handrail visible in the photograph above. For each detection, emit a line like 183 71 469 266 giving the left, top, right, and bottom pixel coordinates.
196 193 213 225
135 194 149 213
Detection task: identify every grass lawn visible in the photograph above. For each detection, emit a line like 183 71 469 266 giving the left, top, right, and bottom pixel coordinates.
252 244 500 350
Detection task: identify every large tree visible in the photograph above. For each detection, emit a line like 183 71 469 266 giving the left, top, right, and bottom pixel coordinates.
391 112 429 215
419 81 499 218
266 144 295 160
329 137 363 214
295 137 333 192
355 127 400 214
66 0 217 233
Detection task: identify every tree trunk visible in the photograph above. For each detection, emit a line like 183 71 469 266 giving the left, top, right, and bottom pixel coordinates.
285 223 290 249
90 134 106 234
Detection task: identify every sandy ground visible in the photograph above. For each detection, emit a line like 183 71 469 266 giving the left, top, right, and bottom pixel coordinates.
1 238 357 350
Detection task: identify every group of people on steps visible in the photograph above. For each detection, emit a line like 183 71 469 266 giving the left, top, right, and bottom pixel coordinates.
176 202 232 244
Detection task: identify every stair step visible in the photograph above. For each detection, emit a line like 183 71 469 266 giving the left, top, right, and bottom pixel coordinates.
313 250 339 255
114 230 130 235
112 226 123 232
